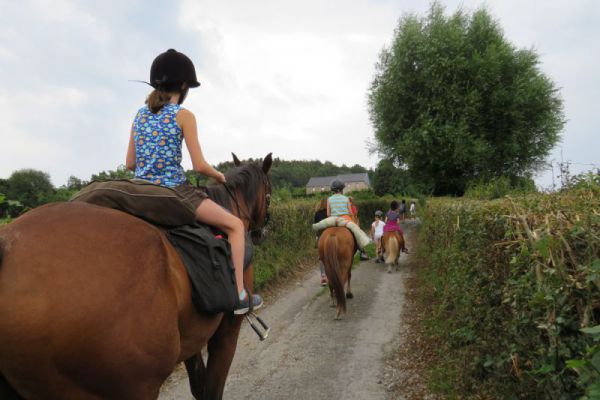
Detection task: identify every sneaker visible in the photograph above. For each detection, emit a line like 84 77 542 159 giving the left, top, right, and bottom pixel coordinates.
359 251 370 261
234 293 264 315
320 275 328 286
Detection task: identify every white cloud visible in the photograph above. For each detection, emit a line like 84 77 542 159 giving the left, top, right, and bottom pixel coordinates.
176 0 396 169
0 0 598 188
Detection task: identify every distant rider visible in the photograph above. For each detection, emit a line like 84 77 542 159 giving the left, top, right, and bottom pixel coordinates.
327 180 369 260
384 200 408 253
314 198 329 286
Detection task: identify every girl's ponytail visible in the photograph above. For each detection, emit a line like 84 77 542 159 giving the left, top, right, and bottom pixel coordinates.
146 90 171 113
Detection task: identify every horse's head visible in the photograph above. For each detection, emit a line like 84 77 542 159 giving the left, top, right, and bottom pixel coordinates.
232 152 273 245
208 153 273 245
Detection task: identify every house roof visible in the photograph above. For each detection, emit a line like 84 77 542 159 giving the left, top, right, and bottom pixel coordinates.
306 173 370 188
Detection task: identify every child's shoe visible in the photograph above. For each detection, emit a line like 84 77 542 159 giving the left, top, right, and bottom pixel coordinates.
234 290 264 315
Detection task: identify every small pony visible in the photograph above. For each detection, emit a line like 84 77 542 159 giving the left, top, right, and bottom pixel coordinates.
382 231 405 273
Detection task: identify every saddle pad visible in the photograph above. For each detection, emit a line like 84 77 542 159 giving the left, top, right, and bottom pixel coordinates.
71 179 196 227
312 216 371 248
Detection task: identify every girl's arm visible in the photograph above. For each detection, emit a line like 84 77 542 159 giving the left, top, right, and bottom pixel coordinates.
326 200 331 217
126 126 136 171
177 109 226 183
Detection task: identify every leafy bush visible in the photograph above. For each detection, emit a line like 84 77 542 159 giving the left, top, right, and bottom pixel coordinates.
567 324 600 399
252 199 319 289
464 176 537 200
417 183 600 398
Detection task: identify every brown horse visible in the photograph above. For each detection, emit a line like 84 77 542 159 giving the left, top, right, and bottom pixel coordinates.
0 153 272 400
382 231 404 273
318 227 356 319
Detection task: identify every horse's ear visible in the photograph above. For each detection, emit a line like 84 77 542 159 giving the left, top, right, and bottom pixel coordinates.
262 153 273 173
232 153 242 167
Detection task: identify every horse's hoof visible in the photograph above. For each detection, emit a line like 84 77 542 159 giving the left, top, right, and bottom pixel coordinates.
387 266 392 273
346 292 354 299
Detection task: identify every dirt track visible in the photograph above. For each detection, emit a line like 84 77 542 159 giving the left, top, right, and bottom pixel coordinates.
159 229 415 400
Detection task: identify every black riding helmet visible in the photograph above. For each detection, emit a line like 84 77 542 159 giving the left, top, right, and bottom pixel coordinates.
150 49 201 92
331 180 345 192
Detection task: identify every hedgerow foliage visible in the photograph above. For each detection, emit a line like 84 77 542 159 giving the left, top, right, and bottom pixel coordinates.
417 184 600 398
252 199 319 289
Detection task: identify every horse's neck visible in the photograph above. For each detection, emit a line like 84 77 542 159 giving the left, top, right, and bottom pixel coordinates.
210 185 253 230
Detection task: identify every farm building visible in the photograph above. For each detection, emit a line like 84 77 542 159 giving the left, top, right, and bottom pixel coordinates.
305 173 371 195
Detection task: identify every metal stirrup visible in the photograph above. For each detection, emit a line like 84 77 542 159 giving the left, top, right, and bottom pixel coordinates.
245 312 270 341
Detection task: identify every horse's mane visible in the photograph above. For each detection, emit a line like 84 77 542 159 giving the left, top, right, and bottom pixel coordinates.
205 163 267 211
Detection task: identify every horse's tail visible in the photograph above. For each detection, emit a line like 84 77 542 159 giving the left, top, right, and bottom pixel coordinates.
385 235 399 264
323 234 346 314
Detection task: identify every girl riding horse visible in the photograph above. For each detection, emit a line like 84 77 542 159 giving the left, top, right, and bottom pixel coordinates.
126 49 261 314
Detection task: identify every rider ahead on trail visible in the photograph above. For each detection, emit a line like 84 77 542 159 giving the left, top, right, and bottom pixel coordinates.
126 49 262 314
327 180 352 221
384 200 408 253
327 180 370 260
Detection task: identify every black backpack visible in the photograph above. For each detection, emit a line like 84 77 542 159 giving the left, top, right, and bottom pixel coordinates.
166 224 239 314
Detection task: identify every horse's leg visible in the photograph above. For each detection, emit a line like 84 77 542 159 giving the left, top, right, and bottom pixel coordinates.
329 285 336 307
327 262 336 307
396 234 403 271
203 312 243 399
185 354 207 399
202 265 255 399
345 267 353 299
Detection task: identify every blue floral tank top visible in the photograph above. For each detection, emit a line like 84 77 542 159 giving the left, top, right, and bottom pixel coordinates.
132 104 186 187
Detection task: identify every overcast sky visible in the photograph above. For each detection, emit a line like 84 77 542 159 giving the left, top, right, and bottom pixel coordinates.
1 0 598 189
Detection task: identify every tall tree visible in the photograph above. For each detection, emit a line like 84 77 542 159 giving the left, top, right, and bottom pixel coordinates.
6 169 55 208
64 175 86 191
368 3 564 195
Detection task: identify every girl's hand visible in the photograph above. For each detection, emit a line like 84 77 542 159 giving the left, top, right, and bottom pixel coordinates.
214 171 226 184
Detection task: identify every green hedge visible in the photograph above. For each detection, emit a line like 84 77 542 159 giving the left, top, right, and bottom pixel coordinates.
418 186 600 398
355 198 391 228
253 199 319 289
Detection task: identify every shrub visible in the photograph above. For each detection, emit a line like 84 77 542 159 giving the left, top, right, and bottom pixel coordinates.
252 199 318 289
417 183 600 398
464 176 537 200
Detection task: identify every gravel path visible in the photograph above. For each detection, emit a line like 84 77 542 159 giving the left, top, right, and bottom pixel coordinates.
159 230 414 400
